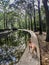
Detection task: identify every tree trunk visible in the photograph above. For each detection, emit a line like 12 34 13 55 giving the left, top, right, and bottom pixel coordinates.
34 8 36 32
25 13 27 29
33 0 36 32
43 0 49 42
38 0 42 34
30 15 33 30
31 15 33 30
6 13 8 28
4 12 6 29
28 15 30 30
46 12 49 42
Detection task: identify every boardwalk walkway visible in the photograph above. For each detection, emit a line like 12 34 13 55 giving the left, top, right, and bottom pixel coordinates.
0 30 12 38
16 29 40 65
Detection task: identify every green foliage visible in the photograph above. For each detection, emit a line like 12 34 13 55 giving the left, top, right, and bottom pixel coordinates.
0 13 4 29
0 0 46 31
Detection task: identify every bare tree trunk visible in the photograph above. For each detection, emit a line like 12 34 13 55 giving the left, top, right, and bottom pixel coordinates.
33 0 36 32
43 0 49 42
25 13 27 29
30 15 33 30
4 12 6 29
38 0 42 34
34 8 36 32
28 15 31 30
6 13 8 28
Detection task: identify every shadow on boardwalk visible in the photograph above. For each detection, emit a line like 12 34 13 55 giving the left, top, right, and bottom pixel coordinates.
16 29 40 65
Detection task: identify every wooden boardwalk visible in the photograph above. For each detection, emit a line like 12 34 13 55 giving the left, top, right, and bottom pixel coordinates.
0 30 12 38
16 29 40 65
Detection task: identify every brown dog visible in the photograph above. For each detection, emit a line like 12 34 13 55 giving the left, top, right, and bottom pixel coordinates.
28 38 37 57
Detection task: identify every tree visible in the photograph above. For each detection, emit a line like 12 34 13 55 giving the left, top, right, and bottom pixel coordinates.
7 11 18 29
25 12 27 29
42 0 49 42
41 6 46 32
0 0 9 29
38 0 42 34
33 0 36 32
0 13 4 29
14 0 34 30
26 2 33 30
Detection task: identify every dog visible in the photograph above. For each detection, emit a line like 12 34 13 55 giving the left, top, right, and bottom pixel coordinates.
28 38 37 58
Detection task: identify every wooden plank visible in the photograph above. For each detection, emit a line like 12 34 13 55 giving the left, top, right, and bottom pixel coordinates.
0 28 18 38
0 30 12 38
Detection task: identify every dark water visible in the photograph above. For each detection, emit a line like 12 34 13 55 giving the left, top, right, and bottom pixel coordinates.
0 31 29 65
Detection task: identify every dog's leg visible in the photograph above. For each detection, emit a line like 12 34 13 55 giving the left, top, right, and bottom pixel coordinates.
28 46 31 54
34 47 38 58
28 46 30 52
32 49 35 58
